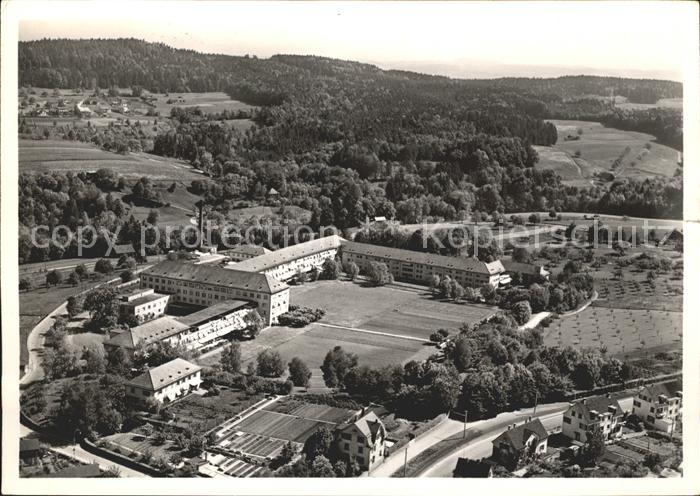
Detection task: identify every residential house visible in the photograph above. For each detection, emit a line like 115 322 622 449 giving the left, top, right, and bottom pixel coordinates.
632 380 682 433
491 418 549 470
107 243 136 258
562 395 625 443
502 260 550 285
126 358 202 404
337 411 387 472
19 438 42 463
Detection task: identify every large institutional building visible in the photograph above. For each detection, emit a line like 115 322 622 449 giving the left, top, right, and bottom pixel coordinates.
229 235 344 281
340 241 507 288
140 261 289 326
140 235 509 331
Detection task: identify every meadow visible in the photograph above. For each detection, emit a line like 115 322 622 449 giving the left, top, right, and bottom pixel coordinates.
150 92 255 116
19 139 204 182
534 120 680 186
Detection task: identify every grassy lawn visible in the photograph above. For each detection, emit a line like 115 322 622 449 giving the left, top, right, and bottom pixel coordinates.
534 120 680 186
19 139 204 182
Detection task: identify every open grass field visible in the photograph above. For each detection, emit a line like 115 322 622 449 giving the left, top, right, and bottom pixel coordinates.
101 429 180 461
541 306 682 357
150 92 254 116
534 120 680 186
616 97 683 111
19 139 204 182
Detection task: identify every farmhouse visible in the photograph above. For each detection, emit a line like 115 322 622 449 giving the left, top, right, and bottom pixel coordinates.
340 241 507 288
118 288 170 323
140 260 289 326
337 411 387 472
562 396 624 443
229 235 344 282
126 358 202 404
632 380 682 433
491 418 548 470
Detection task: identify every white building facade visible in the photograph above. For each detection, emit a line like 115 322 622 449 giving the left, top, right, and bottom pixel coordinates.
126 358 202 404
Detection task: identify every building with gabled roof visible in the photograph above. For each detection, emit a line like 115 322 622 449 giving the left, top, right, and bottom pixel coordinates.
140 260 289 325
491 418 548 470
632 380 682 433
118 288 170 323
562 395 625 443
223 244 271 262
126 357 202 404
230 235 344 281
340 241 507 288
337 411 387 472
103 316 189 353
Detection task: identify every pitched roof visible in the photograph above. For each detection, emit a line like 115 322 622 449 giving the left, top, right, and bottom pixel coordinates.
454 458 493 477
111 243 135 254
340 411 386 447
569 395 624 419
143 260 288 293
128 358 201 391
176 300 251 327
231 235 344 273
342 241 505 275
641 380 683 400
104 316 189 350
492 418 548 451
224 244 271 256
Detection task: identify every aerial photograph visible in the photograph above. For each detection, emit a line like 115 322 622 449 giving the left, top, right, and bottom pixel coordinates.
3 1 696 493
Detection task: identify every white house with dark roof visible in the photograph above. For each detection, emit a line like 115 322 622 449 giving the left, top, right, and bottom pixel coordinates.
491 417 548 470
337 411 387 472
562 395 625 443
632 380 682 433
341 241 507 288
126 358 202 404
103 316 190 355
118 288 170 323
140 260 289 325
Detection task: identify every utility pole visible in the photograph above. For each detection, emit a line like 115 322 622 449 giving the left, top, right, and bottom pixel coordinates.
463 410 468 439
403 445 409 477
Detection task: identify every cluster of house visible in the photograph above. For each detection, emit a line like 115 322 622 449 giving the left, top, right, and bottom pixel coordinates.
454 381 683 477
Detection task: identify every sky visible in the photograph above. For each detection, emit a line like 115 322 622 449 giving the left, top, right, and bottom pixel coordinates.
14 1 697 81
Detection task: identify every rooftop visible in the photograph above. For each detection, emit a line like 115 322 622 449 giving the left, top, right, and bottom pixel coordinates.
128 358 202 391
104 316 189 350
223 244 271 256
502 260 549 276
569 395 624 418
492 418 548 450
20 438 41 453
176 299 252 327
454 458 493 478
340 411 386 447
342 241 505 275
231 235 344 273
144 260 288 294
641 380 683 400
124 292 169 307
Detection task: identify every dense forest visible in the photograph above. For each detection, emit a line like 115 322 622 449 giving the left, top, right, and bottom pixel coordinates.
18 39 683 261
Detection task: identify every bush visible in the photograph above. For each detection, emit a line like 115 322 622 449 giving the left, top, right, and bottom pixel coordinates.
277 306 325 327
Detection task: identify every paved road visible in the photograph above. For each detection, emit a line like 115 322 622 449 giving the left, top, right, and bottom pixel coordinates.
420 407 566 477
371 402 569 478
21 302 67 384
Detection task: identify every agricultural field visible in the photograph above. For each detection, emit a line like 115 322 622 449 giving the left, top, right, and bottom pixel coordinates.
101 428 180 462
199 452 265 477
541 306 682 358
615 97 683 111
149 92 255 116
163 388 267 434
534 120 680 186
19 139 204 182
263 397 358 424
